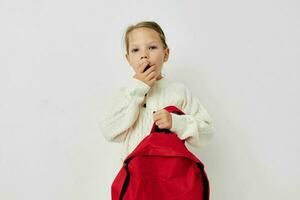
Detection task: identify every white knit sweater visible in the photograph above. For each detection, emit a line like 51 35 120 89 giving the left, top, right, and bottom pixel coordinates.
97 76 214 160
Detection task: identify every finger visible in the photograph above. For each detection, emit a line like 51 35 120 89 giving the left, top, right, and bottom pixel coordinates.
157 122 168 129
143 64 152 73
150 77 157 85
153 114 160 122
158 119 172 128
138 62 149 73
144 65 155 75
146 71 156 81
140 60 150 71
155 115 169 125
142 63 151 73
153 113 164 122
155 119 166 126
155 116 168 124
153 109 163 118
154 110 168 118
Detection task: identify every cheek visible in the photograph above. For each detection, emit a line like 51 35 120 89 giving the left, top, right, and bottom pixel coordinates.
128 60 139 72
133 65 140 73
129 58 140 70
158 54 166 62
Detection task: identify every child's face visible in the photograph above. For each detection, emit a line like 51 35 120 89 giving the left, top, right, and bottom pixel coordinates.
125 27 169 79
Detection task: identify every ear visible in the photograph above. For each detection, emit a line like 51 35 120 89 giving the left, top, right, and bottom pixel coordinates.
125 53 129 62
163 48 170 62
125 53 134 70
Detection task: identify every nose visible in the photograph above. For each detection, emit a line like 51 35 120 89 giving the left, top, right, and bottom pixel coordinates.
140 49 149 60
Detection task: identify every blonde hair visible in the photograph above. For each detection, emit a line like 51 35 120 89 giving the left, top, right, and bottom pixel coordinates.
124 21 168 54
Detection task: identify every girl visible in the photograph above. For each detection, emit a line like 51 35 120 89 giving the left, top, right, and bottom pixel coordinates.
97 21 214 161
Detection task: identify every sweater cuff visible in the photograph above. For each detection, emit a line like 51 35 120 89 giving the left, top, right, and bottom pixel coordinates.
123 77 151 97
170 113 186 138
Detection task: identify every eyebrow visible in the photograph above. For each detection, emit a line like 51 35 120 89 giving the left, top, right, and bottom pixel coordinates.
131 41 158 47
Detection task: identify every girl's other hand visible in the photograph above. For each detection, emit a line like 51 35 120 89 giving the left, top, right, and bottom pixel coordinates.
133 59 157 87
153 109 172 130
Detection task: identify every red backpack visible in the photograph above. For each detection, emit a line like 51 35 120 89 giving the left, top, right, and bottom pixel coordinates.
111 105 210 200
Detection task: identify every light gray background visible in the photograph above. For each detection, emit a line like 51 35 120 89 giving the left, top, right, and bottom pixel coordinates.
0 0 299 199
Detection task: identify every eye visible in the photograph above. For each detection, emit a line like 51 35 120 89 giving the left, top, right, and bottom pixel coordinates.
131 48 139 53
149 46 157 50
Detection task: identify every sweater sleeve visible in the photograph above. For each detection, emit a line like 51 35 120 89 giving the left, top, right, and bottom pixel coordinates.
97 78 151 143
169 84 214 148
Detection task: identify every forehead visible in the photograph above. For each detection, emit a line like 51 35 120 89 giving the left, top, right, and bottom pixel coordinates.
128 27 161 46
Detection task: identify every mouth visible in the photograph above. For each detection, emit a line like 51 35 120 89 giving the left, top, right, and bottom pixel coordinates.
143 64 152 72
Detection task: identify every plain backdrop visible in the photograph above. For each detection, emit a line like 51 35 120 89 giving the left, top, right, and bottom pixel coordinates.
0 0 299 199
